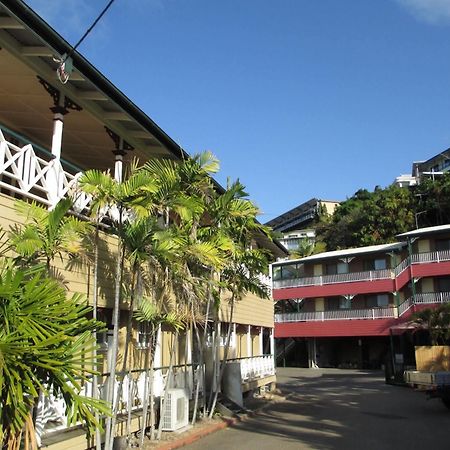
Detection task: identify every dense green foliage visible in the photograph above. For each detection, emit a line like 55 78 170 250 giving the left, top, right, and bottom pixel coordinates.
316 174 450 251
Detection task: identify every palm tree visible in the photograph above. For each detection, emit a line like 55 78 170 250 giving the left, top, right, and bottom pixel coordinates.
205 180 271 417
9 198 90 275
79 165 159 450
0 261 109 450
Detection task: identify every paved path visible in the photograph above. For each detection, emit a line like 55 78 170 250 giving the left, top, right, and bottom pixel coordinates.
185 368 450 450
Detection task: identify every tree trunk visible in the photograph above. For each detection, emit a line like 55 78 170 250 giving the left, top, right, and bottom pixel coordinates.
208 295 235 418
104 207 123 450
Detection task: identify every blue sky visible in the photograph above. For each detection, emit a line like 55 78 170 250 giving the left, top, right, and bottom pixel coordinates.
25 0 450 222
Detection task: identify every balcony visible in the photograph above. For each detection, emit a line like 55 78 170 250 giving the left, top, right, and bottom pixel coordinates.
398 291 450 316
273 250 450 301
0 127 90 210
273 268 392 290
275 306 396 323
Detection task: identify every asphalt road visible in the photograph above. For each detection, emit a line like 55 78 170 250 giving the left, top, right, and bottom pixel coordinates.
185 368 450 450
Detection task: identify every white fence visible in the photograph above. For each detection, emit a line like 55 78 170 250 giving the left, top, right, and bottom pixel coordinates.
35 364 202 442
226 355 275 382
272 269 392 290
0 128 90 210
273 249 450 291
275 306 396 323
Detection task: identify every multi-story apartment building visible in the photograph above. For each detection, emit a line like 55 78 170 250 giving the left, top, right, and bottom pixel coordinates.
272 224 450 369
394 147 450 187
0 1 286 447
266 198 339 253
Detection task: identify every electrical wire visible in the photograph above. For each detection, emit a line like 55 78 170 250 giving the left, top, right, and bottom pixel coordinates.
56 0 117 83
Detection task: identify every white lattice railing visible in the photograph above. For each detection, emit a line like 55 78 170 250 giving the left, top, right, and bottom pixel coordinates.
35 363 202 442
226 355 275 382
0 128 90 210
275 306 396 323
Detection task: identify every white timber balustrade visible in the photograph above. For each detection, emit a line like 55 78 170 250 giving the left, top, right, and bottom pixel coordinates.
225 355 275 383
0 128 90 210
35 362 202 442
273 249 450 291
275 306 397 323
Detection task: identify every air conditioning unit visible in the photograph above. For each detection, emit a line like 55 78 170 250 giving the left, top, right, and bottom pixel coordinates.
161 388 189 431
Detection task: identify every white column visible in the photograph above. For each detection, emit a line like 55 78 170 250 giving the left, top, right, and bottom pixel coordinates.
247 325 252 357
259 327 264 356
270 328 275 373
48 107 67 207
113 150 125 183
232 323 236 349
269 328 275 356
51 112 64 160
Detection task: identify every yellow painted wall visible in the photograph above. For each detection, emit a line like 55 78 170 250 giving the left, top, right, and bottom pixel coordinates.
219 292 274 327
0 193 117 308
418 239 431 253
421 278 434 293
313 264 322 276
315 298 325 312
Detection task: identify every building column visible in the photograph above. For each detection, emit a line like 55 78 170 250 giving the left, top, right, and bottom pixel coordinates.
247 325 252 357
259 327 264 356
48 105 68 206
37 76 82 207
113 149 125 182
270 328 275 356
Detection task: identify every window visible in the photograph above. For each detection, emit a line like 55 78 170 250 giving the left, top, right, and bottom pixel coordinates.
374 259 387 270
364 258 387 270
273 263 304 281
436 239 450 251
366 294 389 308
137 323 151 349
339 297 352 309
437 277 450 292
326 262 348 275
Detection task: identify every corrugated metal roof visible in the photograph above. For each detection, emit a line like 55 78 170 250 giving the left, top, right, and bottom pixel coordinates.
274 242 406 266
397 224 450 239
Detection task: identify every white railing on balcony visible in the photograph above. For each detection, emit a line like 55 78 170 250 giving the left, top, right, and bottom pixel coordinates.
411 250 450 264
273 268 392 290
413 291 450 305
397 297 414 316
397 291 450 317
35 363 203 443
226 355 275 382
394 257 410 276
275 306 396 323
273 249 450 291
0 129 90 210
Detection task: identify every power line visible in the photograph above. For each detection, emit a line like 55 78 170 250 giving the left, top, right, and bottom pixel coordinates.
56 0 117 83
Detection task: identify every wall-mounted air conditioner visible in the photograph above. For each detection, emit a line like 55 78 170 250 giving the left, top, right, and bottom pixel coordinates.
161 388 189 431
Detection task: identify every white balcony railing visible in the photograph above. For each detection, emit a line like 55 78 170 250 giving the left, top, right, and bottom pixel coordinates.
275 306 396 323
0 128 90 210
272 268 392 290
226 355 275 383
273 249 450 291
411 250 450 264
35 363 202 443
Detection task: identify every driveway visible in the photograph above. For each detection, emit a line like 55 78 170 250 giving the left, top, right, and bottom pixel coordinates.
185 368 450 450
